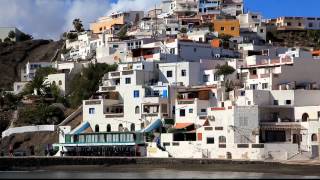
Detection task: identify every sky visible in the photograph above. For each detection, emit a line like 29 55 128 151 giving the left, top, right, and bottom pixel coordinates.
0 0 319 40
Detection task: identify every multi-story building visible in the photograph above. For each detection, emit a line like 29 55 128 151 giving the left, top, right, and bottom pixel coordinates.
266 17 320 31
90 11 144 34
212 18 240 37
221 0 243 17
0 27 24 42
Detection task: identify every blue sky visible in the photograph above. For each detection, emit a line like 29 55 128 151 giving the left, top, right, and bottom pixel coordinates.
245 0 320 18
0 0 319 40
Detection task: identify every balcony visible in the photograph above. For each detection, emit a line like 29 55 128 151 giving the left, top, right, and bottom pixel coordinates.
84 100 101 105
122 70 134 75
177 99 195 104
249 74 258 79
105 113 124 118
100 86 116 91
260 73 270 78
143 96 167 105
260 121 303 130
110 71 120 77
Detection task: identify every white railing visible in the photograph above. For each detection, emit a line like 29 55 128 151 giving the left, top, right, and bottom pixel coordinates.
2 125 57 138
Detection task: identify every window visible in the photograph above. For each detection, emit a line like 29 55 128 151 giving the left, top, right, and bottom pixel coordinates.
131 124 135 132
170 48 175 54
107 124 111 132
221 27 225 31
260 29 264 33
133 90 139 98
180 109 186 117
201 109 206 113
231 27 235 31
274 100 279 105
221 102 224 107
287 22 292 26
248 101 251 105
89 108 95 114
95 125 99 132
219 136 226 143
135 106 140 114
214 75 219 81
118 124 123 132
181 69 186 76
262 83 268 89
318 111 320 119
125 78 131 84
189 109 193 113
302 113 309 122
166 71 173 77
311 134 317 142
203 74 209 82
207 137 214 144
285 100 291 105
194 48 197 52
250 84 257 90
309 22 313 27
58 80 62 85
298 23 302 26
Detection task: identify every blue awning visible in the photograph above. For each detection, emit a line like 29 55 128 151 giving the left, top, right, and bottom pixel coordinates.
69 121 91 135
139 119 162 133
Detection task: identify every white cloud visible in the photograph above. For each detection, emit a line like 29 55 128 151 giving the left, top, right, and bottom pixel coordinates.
106 0 161 15
0 0 161 40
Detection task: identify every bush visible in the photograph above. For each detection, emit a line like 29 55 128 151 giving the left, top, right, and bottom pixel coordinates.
68 63 118 108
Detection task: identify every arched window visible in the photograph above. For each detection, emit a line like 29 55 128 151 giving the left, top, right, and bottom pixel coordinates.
312 134 317 142
219 136 226 144
135 106 140 114
107 124 111 132
52 81 56 85
302 113 309 122
131 124 135 132
58 80 62 85
118 124 123 132
95 124 99 132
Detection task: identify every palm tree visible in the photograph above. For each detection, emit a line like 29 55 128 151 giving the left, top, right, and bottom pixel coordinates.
73 19 84 33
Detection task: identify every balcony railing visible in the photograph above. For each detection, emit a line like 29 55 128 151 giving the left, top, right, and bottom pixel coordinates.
249 74 258 79
101 86 116 91
110 72 120 77
122 70 134 75
85 100 101 105
105 113 124 118
260 73 270 78
177 99 195 104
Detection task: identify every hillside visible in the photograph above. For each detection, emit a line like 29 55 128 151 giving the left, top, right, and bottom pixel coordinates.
267 30 320 50
0 40 63 90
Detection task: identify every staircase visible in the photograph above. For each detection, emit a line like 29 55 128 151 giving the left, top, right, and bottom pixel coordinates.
287 151 312 161
58 105 83 126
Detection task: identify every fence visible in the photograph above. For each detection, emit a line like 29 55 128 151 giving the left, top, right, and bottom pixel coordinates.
2 125 57 138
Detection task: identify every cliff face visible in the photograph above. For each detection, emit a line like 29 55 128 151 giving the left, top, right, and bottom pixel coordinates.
0 40 63 90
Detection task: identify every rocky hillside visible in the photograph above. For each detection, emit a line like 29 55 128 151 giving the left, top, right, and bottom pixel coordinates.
0 40 63 90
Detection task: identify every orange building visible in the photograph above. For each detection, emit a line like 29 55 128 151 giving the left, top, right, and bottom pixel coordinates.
90 11 144 34
212 19 240 37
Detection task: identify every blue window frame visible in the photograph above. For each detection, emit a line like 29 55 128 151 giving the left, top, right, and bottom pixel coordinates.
162 90 168 98
89 108 95 114
134 90 139 98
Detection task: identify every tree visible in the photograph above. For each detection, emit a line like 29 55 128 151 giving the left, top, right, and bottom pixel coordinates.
180 27 187 34
8 31 16 40
215 63 235 77
21 67 57 96
68 63 117 108
20 33 33 41
66 32 78 40
4 37 11 43
0 38 2 43
215 63 236 92
73 18 84 33
117 25 128 40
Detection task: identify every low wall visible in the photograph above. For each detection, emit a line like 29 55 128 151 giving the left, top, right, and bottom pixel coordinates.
2 125 57 138
0 157 280 170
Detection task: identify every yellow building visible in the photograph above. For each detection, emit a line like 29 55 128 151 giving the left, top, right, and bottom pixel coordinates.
212 19 240 37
